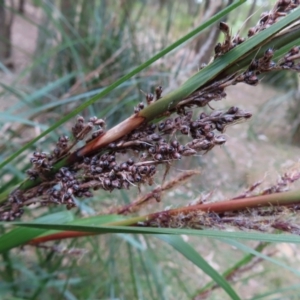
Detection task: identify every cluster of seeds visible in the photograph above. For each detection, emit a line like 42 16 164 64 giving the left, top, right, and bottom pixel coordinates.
214 21 245 58
26 116 107 180
248 0 300 37
6 103 251 216
279 46 300 71
46 167 92 209
72 116 106 143
79 156 157 191
2 190 25 221
182 43 300 112
235 46 300 86
26 136 70 179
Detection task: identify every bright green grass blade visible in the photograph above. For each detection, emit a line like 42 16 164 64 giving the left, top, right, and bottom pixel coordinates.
6 223 300 244
0 211 74 253
35 214 125 238
0 214 125 253
220 239 300 276
0 0 245 170
157 235 241 300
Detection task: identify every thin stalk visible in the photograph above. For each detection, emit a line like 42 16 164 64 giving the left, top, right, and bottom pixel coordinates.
157 188 300 216
28 189 300 245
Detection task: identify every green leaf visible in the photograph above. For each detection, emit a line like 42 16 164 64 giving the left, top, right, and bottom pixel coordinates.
0 211 74 253
0 214 125 253
4 221 300 244
157 235 241 300
36 214 126 238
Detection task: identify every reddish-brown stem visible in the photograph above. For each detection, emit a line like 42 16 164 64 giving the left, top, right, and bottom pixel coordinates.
77 115 144 157
28 189 300 245
152 189 300 216
29 231 95 245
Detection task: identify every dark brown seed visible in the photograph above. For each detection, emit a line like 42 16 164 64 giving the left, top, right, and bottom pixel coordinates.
181 126 189 135
173 152 181 159
108 155 115 162
219 21 229 33
146 93 154 104
227 106 238 114
264 48 274 59
171 140 179 148
84 157 90 164
215 43 222 54
94 119 105 127
148 147 156 154
134 174 142 182
158 145 167 154
104 179 111 187
96 167 103 173
103 161 109 168
120 162 128 171
248 27 256 37
77 116 85 123
155 86 163 99
73 184 80 191
154 153 163 161
112 180 122 189
127 159 134 165
149 134 160 141
109 170 116 180
113 165 120 172
158 122 165 131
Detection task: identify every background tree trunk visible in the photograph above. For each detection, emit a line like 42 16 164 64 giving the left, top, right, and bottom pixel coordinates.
0 0 13 65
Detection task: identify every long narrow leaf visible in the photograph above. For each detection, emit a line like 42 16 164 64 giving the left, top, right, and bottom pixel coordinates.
157 235 240 300
4 222 300 244
0 211 74 253
0 214 125 252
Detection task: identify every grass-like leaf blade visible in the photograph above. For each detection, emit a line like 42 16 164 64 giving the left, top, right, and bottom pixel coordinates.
157 235 241 300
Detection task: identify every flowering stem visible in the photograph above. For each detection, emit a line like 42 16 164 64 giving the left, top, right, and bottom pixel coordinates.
28 189 300 245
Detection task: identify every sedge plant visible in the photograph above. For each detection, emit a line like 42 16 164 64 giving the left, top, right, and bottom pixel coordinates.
2 1 300 299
